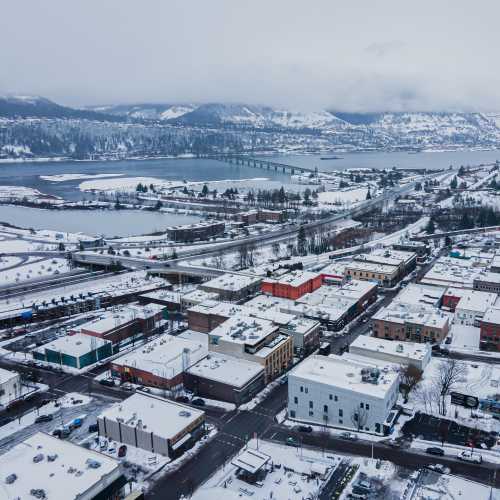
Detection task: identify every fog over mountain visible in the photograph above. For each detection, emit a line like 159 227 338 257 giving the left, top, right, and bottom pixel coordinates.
1 1 499 113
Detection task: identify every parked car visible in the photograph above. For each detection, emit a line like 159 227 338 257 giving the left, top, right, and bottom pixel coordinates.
35 414 53 424
52 427 71 438
191 398 205 407
426 447 444 456
121 383 134 391
70 418 83 430
99 379 115 387
427 463 450 474
340 432 358 441
88 423 99 433
286 437 300 447
118 445 127 457
175 395 190 403
458 450 482 464
297 425 313 433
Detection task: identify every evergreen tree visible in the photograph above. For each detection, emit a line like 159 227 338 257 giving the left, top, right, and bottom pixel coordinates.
426 219 435 234
450 176 458 189
366 188 372 200
201 184 209 197
297 225 307 256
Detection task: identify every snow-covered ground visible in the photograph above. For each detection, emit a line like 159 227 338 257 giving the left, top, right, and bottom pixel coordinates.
79 176 184 192
0 257 71 285
40 173 124 182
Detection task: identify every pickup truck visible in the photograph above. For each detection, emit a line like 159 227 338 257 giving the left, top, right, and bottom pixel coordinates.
457 450 482 464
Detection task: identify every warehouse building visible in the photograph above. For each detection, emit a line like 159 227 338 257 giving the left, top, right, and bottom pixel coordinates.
0 432 126 500
98 393 205 459
32 333 113 370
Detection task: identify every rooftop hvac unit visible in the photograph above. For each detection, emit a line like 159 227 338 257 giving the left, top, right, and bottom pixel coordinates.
396 344 404 353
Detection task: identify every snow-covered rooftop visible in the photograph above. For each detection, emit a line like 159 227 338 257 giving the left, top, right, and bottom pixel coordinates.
33 333 110 357
99 393 204 441
111 334 207 377
187 353 264 388
395 283 446 307
482 307 500 325
373 303 450 330
209 315 278 346
0 432 121 500
201 273 261 292
454 289 497 313
350 336 431 362
0 366 18 385
263 271 320 288
421 256 488 289
290 354 399 398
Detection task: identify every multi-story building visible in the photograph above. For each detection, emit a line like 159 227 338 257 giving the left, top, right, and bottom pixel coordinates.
98 393 205 459
261 271 323 300
452 289 497 326
32 333 113 370
372 303 450 343
0 368 22 407
200 273 262 302
473 272 500 294
238 209 286 225
0 432 127 499
79 303 164 348
110 334 207 389
288 355 399 435
349 336 431 371
480 307 500 351
166 221 225 242
345 261 400 288
207 315 293 382
392 241 430 263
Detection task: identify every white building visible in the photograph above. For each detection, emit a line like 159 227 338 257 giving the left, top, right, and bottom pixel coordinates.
288 355 400 435
0 432 125 500
453 289 497 326
98 393 205 458
0 367 21 407
349 336 431 371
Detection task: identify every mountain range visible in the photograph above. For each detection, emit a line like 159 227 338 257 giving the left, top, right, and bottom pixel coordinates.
1 95 500 160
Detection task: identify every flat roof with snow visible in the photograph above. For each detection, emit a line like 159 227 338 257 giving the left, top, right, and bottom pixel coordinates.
395 283 446 307
201 273 261 292
187 353 264 388
263 271 320 288
209 315 278 346
111 334 207 377
231 448 270 474
350 336 431 361
373 303 450 329
0 432 121 500
481 307 500 325
454 289 497 313
0 366 19 385
33 333 110 357
99 393 204 441
290 354 399 398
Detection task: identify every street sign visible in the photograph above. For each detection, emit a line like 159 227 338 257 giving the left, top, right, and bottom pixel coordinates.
450 392 479 409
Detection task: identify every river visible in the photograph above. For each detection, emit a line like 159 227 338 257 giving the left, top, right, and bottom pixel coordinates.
0 150 499 237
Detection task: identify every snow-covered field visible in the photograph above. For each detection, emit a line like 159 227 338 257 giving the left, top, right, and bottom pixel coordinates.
40 173 124 182
79 176 184 192
0 257 70 285
318 187 370 207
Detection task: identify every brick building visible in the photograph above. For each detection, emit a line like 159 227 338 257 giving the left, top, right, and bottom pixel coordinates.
261 271 322 300
480 308 500 351
167 221 225 242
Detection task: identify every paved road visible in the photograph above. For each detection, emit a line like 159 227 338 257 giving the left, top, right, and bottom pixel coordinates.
147 383 288 499
263 425 500 488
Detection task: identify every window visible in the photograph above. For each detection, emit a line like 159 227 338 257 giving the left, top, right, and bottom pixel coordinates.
309 411 314 416
290 410 296 418
334 395 338 402
339 419 343 425
300 386 303 393
309 401 313 409
338 409 343 417
360 402 364 409
323 405 328 413
305 387 308 394
294 397 298 404
329 394 333 400
366 403 370 410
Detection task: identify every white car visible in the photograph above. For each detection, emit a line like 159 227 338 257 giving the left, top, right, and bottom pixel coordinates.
457 450 482 464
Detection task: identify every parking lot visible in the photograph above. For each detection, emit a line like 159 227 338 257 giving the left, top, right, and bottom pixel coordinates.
401 412 497 449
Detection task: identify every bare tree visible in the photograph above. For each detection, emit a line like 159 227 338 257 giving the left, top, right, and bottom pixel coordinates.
247 242 258 267
432 359 468 416
350 405 369 431
238 244 249 269
211 250 226 270
271 241 281 260
399 364 423 404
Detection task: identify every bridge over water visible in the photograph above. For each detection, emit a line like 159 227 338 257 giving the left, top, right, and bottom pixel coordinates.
201 154 319 176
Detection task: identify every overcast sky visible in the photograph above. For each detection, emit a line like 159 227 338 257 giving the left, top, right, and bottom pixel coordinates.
1 1 499 112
